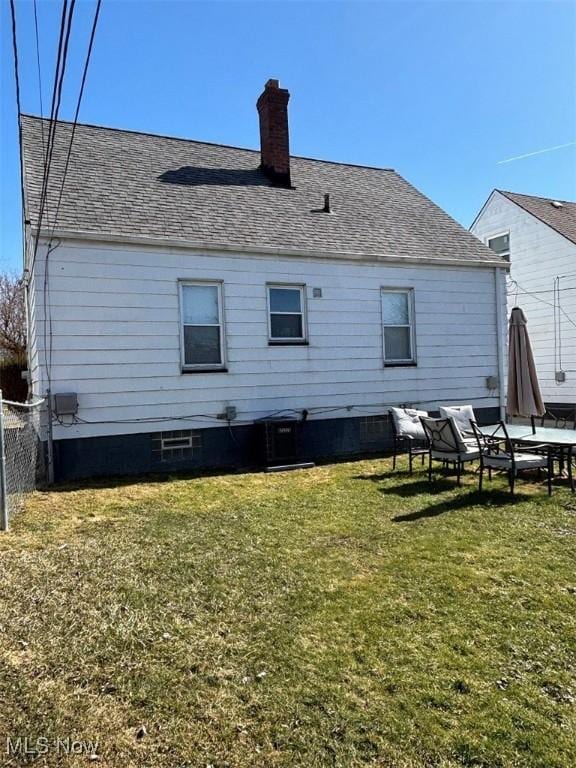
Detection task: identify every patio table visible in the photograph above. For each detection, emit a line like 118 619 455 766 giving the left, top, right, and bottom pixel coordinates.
480 424 575 491
479 424 576 449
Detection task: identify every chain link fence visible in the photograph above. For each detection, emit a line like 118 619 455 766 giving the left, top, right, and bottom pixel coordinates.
0 393 44 531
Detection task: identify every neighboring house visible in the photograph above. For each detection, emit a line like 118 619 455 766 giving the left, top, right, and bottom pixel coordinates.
471 190 576 408
22 80 508 480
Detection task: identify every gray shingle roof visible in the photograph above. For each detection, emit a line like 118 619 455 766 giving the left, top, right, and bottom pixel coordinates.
498 190 576 246
21 115 503 264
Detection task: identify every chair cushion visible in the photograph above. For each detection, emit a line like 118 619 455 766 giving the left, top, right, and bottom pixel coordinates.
439 405 476 435
390 407 428 440
483 452 548 470
431 448 480 461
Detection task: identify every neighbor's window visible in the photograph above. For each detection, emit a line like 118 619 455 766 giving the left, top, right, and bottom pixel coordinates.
381 288 416 365
179 281 225 369
267 284 307 342
487 232 510 260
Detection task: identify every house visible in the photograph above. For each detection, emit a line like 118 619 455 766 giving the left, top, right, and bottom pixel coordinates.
22 80 509 480
471 190 576 408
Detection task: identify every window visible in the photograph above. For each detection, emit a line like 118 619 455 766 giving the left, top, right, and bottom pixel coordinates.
179 281 225 370
381 289 416 365
487 232 510 260
267 284 307 343
152 430 202 463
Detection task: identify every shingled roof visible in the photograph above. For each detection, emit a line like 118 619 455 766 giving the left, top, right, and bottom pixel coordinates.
21 115 504 265
498 190 576 246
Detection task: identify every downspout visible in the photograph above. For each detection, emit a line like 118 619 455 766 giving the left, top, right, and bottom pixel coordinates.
23 222 33 394
494 267 507 421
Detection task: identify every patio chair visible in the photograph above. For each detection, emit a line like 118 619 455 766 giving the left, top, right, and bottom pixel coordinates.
419 415 480 486
529 406 575 492
469 420 553 496
439 404 476 436
531 405 576 431
389 407 429 474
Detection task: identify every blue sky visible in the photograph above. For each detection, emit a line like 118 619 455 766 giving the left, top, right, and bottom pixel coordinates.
1 0 575 272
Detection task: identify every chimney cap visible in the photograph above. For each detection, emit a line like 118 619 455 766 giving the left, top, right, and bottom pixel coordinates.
265 79 280 89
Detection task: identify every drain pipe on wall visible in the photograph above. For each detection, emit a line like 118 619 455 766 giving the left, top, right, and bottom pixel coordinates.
494 267 507 421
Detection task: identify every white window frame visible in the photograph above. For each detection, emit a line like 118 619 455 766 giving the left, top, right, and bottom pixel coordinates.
161 434 193 450
381 288 416 366
266 283 308 343
178 280 226 371
486 231 510 260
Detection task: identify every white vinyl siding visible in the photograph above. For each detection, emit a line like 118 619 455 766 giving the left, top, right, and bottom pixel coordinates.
179 281 225 370
381 288 416 365
267 284 307 342
31 241 503 440
472 191 576 404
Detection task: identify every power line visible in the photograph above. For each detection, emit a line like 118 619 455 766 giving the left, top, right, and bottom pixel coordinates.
29 0 76 277
506 285 576 296
29 0 77 394
33 0 47 165
46 0 102 245
9 0 26 265
508 278 576 332
43 0 103 387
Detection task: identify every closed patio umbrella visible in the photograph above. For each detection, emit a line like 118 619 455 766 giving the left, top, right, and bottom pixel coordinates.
507 307 545 419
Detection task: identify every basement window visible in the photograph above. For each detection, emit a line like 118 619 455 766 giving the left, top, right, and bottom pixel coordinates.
487 232 510 260
152 430 202 462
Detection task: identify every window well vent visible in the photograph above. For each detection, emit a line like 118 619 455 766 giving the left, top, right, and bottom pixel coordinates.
152 430 202 463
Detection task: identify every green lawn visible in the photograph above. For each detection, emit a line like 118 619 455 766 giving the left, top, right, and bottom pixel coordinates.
1 458 575 767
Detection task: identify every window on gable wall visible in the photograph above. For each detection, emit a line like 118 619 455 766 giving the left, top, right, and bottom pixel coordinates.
267 284 307 343
381 288 416 365
179 281 226 370
487 232 510 260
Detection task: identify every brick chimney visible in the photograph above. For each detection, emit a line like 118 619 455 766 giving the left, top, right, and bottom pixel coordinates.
257 79 291 188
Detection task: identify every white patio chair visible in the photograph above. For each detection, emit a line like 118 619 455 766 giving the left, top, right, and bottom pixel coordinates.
419 415 480 486
389 407 428 474
469 420 553 496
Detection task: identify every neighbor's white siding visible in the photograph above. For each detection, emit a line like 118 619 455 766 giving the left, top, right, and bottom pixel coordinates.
33 240 504 440
472 191 576 404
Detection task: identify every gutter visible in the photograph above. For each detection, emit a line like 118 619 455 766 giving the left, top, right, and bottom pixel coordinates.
31 226 511 271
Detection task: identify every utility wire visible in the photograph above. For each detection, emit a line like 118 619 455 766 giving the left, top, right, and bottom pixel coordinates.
29 0 75 277
34 0 76 388
508 278 576 332
33 0 47 167
54 396 498 428
43 0 102 388
46 0 102 245
507 285 576 296
9 0 26 264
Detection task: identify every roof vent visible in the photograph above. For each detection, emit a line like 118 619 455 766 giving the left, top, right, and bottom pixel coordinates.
551 200 564 209
310 193 332 214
